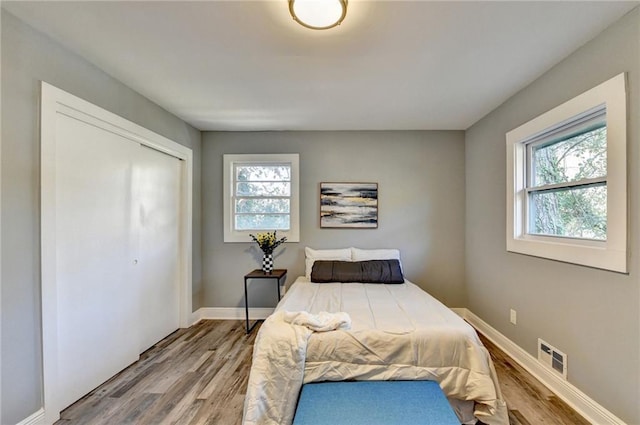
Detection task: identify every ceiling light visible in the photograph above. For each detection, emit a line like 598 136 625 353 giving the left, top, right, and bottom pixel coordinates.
289 0 347 30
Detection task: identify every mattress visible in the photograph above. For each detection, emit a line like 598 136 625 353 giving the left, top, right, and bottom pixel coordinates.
243 277 509 425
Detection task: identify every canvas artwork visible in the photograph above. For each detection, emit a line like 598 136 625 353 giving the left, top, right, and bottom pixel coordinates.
320 183 378 228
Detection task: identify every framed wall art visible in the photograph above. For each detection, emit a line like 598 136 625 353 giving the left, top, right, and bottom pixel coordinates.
320 182 378 228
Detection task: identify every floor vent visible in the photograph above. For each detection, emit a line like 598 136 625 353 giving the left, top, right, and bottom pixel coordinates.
537 338 567 379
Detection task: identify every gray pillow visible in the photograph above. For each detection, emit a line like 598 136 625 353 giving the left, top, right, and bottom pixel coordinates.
311 259 404 284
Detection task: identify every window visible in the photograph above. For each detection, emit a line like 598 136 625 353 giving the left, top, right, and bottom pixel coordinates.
506 73 627 273
526 107 607 240
224 154 299 242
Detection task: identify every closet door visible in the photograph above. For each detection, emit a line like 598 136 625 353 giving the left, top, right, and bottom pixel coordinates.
55 115 140 410
135 146 181 352
41 82 192 424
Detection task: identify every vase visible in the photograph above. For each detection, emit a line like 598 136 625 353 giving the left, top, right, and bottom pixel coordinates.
262 253 274 274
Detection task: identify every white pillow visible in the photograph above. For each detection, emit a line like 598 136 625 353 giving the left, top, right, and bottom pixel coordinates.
305 247 351 280
350 247 402 270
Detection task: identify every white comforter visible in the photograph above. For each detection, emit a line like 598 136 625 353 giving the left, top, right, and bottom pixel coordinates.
243 278 509 425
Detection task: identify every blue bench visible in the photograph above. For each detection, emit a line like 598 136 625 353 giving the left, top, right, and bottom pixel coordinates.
292 380 460 425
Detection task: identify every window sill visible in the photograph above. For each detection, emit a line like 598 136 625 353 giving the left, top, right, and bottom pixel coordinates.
507 236 626 273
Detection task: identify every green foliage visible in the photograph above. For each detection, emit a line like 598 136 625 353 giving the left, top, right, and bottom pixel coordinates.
530 126 607 240
235 165 292 231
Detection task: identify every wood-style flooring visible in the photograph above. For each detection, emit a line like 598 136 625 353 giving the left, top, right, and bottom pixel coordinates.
477 334 590 425
55 320 590 425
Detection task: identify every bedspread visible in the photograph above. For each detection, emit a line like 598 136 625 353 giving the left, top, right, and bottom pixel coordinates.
242 278 509 425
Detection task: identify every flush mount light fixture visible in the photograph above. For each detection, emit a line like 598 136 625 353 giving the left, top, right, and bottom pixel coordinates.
289 0 347 30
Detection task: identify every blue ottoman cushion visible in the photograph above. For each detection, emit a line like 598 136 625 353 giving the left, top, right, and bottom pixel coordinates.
292 380 460 425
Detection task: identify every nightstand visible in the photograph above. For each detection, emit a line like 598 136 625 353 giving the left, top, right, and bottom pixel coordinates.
244 269 287 334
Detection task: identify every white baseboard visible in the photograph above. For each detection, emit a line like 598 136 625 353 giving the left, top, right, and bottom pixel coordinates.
455 308 626 425
191 307 274 324
450 307 466 317
17 408 45 425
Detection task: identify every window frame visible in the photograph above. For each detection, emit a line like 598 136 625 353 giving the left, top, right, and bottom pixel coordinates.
524 106 607 240
223 153 300 243
506 73 627 273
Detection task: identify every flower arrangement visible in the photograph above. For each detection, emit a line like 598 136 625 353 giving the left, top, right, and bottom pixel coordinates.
250 230 287 255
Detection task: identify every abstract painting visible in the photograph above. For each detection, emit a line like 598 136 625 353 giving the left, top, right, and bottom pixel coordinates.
320 183 378 228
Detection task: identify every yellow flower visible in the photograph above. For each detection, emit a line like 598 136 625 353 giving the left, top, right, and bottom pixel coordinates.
250 230 287 254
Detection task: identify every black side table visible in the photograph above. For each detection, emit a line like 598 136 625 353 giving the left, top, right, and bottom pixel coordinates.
244 269 287 334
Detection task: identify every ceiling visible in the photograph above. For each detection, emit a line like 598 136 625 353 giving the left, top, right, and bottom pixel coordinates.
3 1 638 131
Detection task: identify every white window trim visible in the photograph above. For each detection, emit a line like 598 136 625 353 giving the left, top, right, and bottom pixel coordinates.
506 73 627 273
223 153 300 243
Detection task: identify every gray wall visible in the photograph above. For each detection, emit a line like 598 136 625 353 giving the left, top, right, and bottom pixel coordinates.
202 131 466 310
1 11 202 424
465 8 639 424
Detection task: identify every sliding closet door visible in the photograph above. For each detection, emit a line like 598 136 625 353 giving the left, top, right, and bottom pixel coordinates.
55 115 140 410
41 82 192 424
135 146 181 352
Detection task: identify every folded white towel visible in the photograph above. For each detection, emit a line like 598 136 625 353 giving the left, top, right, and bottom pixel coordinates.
282 310 351 332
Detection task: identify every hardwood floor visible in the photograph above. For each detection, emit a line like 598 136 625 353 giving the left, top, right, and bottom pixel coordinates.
477 334 590 425
55 320 590 425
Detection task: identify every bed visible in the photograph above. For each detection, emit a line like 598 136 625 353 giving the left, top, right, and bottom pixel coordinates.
243 248 509 425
